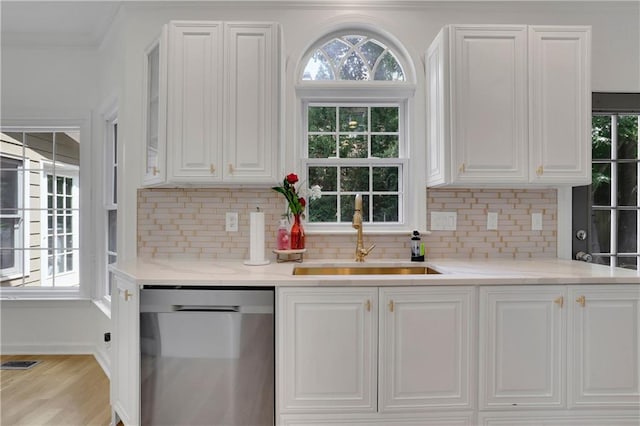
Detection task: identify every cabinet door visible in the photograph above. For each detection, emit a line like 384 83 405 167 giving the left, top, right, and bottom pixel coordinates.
278 287 378 413
111 275 140 426
379 287 475 411
529 26 591 185
450 25 528 184
224 22 280 183
568 285 640 408
143 27 167 186
167 21 223 182
479 286 566 409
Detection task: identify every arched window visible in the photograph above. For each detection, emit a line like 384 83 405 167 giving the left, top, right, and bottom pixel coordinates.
297 30 419 232
302 35 405 81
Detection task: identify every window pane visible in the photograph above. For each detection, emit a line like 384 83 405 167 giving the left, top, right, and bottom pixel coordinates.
341 167 369 192
341 194 369 222
323 39 350 67
108 210 117 253
371 135 398 158
373 195 398 222
340 52 368 81
0 248 15 270
591 163 611 206
618 210 637 253
308 167 337 191
108 255 117 265
56 177 64 194
374 51 405 81
360 40 384 69
592 115 612 159
339 107 367 132
371 107 398 132
0 218 18 269
592 255 611 266
617 115 638 159
308 106 336 132
617 256 638 270
373 167 399 191
308 135 336 158
592 210 612 253
302 51 334 81
339 135 368 158
309 195 337 223
66 252 73 271
618 162 638 206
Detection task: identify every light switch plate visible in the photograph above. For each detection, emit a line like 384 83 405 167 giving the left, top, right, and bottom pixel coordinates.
431 211 457 231
532 212 543 231
226 212 238 232
487 212 498 230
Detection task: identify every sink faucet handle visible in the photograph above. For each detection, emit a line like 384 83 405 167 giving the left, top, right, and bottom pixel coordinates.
365 244 376 255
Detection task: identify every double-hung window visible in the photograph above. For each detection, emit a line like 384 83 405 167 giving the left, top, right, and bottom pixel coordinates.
0 130 81 291
298 31 417 232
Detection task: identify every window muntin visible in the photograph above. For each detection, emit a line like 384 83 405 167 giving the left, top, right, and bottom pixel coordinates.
0 130 81 288
591 114 639 269
304 103 405 226
303 35 405 82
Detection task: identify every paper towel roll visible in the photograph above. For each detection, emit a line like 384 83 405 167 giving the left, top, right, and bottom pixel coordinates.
244 211 270 266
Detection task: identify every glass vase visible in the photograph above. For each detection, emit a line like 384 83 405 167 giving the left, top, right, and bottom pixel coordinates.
290 214 305 250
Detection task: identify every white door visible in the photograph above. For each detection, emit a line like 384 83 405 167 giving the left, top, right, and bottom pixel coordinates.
450 25 528 184
529 26 591 184
111 275 140 426
379 287 475 411
167 21 223 182
278 287 378 413
223 22 280 183
568 285 640 408
479 286 566 409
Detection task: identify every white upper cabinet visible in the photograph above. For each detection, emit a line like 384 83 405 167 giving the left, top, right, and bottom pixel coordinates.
426 24 591 187
528 26 591 184
143 20 282 186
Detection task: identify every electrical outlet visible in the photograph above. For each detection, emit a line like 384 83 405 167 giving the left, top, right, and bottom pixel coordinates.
532 212 543 231
226 212 238 232
431 211 457 231
487 212 498 230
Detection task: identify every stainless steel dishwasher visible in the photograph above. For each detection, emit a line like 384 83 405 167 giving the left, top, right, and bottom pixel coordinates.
139 286 274 426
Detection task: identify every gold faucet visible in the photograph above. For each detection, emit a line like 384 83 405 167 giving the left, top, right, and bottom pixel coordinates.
352 194 375 262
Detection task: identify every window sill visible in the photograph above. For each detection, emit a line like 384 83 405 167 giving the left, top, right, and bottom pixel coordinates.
304 226 430 236
93 298 111 319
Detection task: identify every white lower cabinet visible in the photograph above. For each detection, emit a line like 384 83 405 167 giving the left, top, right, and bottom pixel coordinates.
111 274 140 426
277 286 476 425
479 285 640 421
568 286 640 408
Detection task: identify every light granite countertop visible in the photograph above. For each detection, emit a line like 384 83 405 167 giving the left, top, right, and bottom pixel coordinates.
111 258 640 286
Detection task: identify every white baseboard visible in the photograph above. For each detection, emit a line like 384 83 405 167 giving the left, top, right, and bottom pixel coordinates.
1 343 111 379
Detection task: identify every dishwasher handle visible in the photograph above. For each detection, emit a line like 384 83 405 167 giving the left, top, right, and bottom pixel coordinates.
172 305 239 312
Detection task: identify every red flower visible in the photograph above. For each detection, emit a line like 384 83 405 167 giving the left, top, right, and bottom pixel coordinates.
298 197 306 207
286 173 299 184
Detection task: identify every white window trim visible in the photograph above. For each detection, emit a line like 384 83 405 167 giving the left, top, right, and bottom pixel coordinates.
0 121 89 300
296 86 425 234
103 111 118 304
40 161 80 287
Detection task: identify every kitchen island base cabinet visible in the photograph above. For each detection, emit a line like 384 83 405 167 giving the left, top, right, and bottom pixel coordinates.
279 412 475 425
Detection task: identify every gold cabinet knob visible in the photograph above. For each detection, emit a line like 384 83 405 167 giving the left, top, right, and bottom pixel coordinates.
576 295 586 307
388 300 394 312
554 296 564 308
459 163 465 173
536 166 544 176
365 299 371 312
210 164 216 174
123 289 132 301
228 163 234 174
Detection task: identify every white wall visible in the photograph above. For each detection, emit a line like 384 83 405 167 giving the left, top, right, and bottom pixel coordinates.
0 1 638 366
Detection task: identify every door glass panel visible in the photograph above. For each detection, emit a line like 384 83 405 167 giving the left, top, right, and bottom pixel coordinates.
592 164 611 206
591 255 611 266
592 115 612 159
617 115 638 159
617 256 638 269
618 162 638 206
592 210 611 253
618 210 637 253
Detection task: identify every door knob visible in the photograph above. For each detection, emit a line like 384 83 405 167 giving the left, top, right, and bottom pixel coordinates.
575 251 593 263
576 230 587 241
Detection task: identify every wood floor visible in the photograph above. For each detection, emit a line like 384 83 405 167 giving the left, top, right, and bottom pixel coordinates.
0 354 112 426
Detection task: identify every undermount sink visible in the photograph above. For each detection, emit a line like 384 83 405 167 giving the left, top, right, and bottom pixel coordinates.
292 265 442 276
